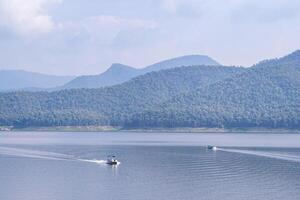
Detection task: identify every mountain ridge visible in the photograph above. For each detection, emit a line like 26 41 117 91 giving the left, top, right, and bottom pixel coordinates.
0 50 299 129
62 63 140 89
0 70 75 91
61 55 220 89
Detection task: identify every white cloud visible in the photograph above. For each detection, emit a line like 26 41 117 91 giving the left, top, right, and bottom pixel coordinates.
161 0 300 22
1 0 300 75
62 15 157 45
0 0 62 35
161 0 179 13
84 15 157 32
230 0 300 23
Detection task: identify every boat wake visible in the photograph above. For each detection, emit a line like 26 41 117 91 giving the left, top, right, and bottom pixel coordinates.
0 146 108 165
79 159 107 165
80 159 121 165
217 147 300 163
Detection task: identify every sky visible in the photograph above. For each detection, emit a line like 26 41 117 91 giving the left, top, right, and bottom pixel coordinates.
0 0 300 75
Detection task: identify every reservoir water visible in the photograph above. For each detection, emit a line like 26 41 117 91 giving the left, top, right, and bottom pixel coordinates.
1 132 300 200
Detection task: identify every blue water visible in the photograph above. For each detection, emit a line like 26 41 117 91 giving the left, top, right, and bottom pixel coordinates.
1 132 300 200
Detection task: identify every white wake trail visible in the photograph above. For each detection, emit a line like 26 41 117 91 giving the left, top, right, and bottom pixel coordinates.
78 159 107 164
0 146 107 165
217 148 300 163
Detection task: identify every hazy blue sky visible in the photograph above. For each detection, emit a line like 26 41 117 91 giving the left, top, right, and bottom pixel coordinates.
0 0 300 75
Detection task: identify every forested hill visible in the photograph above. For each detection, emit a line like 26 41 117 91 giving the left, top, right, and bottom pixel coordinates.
254 50 300 69
126 51 300 128
0 50 300 129
0 65 243 127
128 60 300 128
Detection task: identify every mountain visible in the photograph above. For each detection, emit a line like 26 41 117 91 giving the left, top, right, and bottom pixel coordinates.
0 70 75 91
0 50 299 129
61 55 220 89
126 51 300 128
254 50 300 68
62 63 140 89
142 55 220 73
0 65 243 127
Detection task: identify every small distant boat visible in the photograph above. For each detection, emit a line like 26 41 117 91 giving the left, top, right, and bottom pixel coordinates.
207 145 218 151
106 155 118 165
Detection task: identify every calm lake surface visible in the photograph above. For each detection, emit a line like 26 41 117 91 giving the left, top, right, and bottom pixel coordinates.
1 132 300 200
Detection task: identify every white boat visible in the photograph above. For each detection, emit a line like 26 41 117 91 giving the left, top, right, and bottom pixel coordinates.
207 145 218 151
106 155 118 165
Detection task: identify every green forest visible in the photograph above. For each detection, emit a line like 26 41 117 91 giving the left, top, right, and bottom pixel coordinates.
0 51 300 129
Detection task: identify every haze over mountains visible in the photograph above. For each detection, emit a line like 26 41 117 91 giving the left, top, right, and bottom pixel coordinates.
0 70 75 91
0 55 219 91
62 63 139 89
62 55 220 89
0 50 299 129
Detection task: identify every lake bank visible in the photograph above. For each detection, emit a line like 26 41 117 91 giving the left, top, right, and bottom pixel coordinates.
2 126 300 133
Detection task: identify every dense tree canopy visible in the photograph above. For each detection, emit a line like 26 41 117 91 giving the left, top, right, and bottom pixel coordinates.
0 51 299 129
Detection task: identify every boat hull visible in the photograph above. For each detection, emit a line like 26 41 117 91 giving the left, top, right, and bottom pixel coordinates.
106 161 118 165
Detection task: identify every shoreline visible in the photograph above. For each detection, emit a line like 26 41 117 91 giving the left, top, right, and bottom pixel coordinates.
1 126 300 133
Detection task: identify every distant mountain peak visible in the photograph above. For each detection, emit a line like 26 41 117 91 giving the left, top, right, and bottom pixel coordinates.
61 54 220 89
0 70 75 91
111 63 129 68
108 63 135 71
143 54 220 73
173 54 213 60
159 54 219 65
